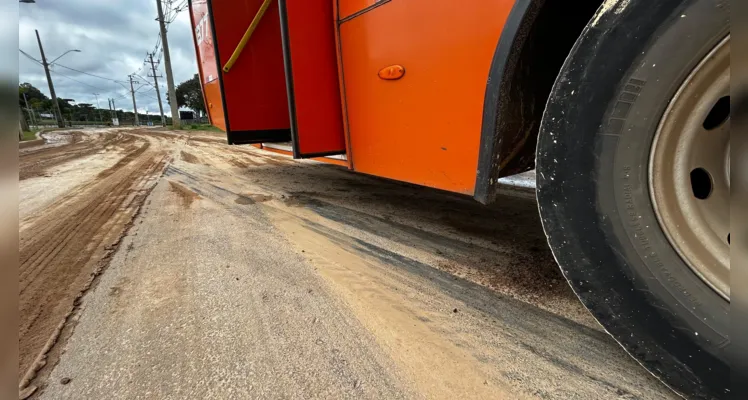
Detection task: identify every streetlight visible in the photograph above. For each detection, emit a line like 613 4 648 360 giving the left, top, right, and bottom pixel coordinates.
22 0 80 128
48 49 81 65
32 29 82 128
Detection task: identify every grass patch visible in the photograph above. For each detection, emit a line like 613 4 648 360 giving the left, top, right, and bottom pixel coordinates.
181 123 223 132
21 130 39 141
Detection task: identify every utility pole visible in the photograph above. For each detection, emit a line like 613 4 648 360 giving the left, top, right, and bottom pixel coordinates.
20 92 32 132
156 0 180 129
19 108 29 134
129 75 140 126
112 98 117 124
22 92 36 127
35 30 64 128
147 52 166 126
92 93 103 123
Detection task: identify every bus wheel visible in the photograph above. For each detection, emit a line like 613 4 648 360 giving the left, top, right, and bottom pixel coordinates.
536 0 730 397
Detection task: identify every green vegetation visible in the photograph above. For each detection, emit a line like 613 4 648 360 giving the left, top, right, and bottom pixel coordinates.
19 82 155 126
174 74 206 116
181 123 223 132
21 130 38 141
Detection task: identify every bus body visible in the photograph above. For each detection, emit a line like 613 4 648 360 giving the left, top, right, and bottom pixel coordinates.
188 1 732 397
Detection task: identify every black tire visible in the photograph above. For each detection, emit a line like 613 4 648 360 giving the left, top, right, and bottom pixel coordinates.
536 0 729 398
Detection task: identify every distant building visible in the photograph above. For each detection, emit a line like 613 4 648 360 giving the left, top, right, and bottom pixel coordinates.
40 113 55 119
179 111 195 120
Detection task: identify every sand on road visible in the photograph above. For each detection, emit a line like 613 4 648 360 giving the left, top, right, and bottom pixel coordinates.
19 128 676 399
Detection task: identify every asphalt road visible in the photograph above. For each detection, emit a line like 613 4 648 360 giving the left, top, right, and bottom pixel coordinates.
19 128 677 399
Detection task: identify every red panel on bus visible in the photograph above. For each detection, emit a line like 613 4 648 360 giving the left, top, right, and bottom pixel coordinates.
279 0 346 157
189 0 224 130
209 0 291 144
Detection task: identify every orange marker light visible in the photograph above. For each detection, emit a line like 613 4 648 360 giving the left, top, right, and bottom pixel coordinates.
377 65 405 80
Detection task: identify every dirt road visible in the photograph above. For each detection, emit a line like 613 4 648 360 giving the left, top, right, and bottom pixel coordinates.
19 128 676 399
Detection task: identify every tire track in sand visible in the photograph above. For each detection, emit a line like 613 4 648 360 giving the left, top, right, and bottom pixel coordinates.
18 140 152 281
19 131 134 181
18 131 169 394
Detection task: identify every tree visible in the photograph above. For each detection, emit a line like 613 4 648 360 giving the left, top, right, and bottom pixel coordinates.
175 74 205 117
18 82 119 125
19 82 48 106
19 83 56 120
19 83 49 128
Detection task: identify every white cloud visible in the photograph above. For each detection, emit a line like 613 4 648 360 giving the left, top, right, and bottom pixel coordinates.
19 0 198 116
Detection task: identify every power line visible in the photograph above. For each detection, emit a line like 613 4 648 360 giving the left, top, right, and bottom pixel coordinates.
111 92 131 101
164 0 174 24
132 62 146 76
130 33 162 78
132 58 149 77
21 49 131 101
49 69 109 92
19 49 43 65
21 50 128 96
173 1 189 15
134 83 151 93
152 33 162 55
52 63 127 84
132 73 153 86
161 0 188 28
156 0 181 128
21 49 145 107
139 93 160 102
142 0 186 76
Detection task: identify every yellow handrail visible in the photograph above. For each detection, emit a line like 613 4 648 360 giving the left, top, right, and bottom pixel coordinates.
222 0 273 73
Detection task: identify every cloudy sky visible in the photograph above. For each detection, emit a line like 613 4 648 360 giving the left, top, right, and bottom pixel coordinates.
19 0 198 116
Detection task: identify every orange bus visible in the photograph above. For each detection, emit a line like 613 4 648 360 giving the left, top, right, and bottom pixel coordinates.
188 0 731 397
